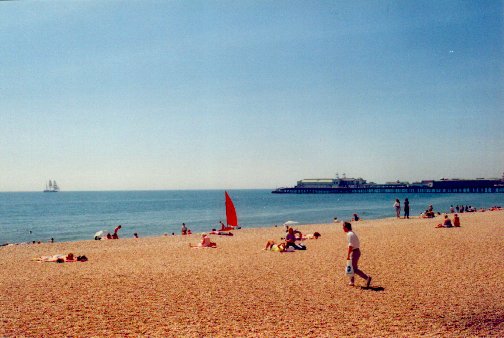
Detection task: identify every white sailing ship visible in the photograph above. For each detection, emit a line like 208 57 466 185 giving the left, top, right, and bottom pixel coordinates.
43 180 60 192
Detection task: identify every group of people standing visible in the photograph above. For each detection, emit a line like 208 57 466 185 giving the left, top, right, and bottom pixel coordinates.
393 198 410 219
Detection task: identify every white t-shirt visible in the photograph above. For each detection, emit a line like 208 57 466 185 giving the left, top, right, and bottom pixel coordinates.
347 231 360 249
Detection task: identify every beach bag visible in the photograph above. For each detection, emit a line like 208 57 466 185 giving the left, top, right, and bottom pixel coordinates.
345 259 354 276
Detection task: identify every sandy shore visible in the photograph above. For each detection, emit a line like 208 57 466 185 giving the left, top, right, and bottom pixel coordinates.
1 211 503 337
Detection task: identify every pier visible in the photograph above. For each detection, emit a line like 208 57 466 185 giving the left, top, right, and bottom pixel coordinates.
272 175 504 194
272 186 504 194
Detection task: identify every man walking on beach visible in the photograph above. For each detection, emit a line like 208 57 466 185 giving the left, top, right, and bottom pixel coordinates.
343 222 371 287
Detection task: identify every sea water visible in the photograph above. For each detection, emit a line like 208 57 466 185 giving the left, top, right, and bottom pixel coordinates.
1 190 503 244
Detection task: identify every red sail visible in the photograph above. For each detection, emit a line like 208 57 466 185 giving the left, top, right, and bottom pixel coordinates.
225 191 238 227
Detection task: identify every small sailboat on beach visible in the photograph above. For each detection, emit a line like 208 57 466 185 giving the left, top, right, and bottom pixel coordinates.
221 191 239 231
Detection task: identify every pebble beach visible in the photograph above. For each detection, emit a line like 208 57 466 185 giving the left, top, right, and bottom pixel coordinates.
1 211 503 337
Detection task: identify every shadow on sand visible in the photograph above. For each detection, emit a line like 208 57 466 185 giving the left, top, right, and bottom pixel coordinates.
360 286 385 292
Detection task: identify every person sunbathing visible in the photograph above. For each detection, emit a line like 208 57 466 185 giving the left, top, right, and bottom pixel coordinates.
209 229 234 236
34 253 87 263
301 232 321 240
264 240 287 252
190 233 217 248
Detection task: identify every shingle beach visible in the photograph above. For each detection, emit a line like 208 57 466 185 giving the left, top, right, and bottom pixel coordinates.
1 211 503 337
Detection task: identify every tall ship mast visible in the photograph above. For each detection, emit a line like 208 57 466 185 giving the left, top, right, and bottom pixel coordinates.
43 180 60 192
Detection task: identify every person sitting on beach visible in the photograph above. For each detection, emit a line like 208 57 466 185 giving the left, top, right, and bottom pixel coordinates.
264 240 287 252
133 233 139 238
190 233 217 248
353 213 360 221
436 215 453 228
106 233 112 239
422 210 435 218
453 214 461 227
285 227 306 250
187 229 192 235
181 223 187 235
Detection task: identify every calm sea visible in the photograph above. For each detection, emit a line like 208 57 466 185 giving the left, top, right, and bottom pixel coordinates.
1 190 503 244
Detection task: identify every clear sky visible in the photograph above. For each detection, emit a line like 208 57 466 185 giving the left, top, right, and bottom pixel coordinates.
1 1 503 191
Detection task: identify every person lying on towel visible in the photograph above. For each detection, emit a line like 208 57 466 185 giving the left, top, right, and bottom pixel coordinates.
189 233 217 248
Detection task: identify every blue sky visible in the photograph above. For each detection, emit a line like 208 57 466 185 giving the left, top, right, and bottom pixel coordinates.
1 1 503 191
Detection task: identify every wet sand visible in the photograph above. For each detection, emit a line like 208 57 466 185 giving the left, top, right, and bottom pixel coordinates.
1 211 503 336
